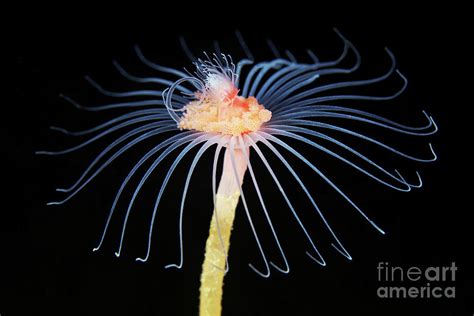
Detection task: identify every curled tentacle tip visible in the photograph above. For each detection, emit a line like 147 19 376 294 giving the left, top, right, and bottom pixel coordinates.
114 252 121 257
92 247 99 252
429 116 439 131
135 257 147 263
331 244 353 260
306 252 327 267
46 201 59 206
164 264 181 269
414 171 424 188
393 169 411 192
384 46 394 55
270 262 290 274
248 264 270 278
428 143 438 160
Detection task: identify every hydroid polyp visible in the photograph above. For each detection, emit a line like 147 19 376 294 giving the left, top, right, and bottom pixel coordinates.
38 29 438 316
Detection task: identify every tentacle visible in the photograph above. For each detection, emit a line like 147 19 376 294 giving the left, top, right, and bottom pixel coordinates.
396 170 423 189
56 124 179 195
266 39 281 58
238 136 290 274
266 120 437 161
270 126 438 186
260 65 359 106
229 137 270 277
254 63 301 100
135 134 211 261
263 73 321 107
165 135 222 269
213 40 222 57
261 131 386 235
259 37 361 105
92 132 202 253
235 30 254 61
235 59 253 87
134 45 188 78
273 105 435 133
259 27 350 101
273 47 397 110
285 50 297 63
112 60 192 94
58 94 166 111
50 129 185 207
36 115 172 155
242 134 326 266
248 132 352 260
163 77 203 123
274 70 408 108
85 76 164 98
255 34 357 102
242 59 289 98
306 49 319 64
263 127 414 191
50 109 169 136
179 36 197 62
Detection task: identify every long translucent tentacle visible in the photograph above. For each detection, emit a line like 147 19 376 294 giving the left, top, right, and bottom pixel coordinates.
248 133 352 260
113 60 192 94
238 136 290 274
272 47 397 110
51 109 169 136
242 134 326 266
134 45 188 78
241 58 289 98
266 39 281 58
261 131 386 235
163 77 203 123
267 121 437 161
85 76 165 98
273 106 435 133
179 36 197 61
56 124 179 196
263 127 414 191
256 29 357 101
274 70 408 109
36 115 172 155
92 132 202 253
166 135 222 269
229 137 270 277
259 40 361 105
58 94 166 111
235 30 254 61
134 134 212 261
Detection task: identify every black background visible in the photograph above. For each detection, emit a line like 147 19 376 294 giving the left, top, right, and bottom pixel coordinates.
5 4 472 316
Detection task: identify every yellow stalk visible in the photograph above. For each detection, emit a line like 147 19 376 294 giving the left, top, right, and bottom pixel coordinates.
199 147 248 316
